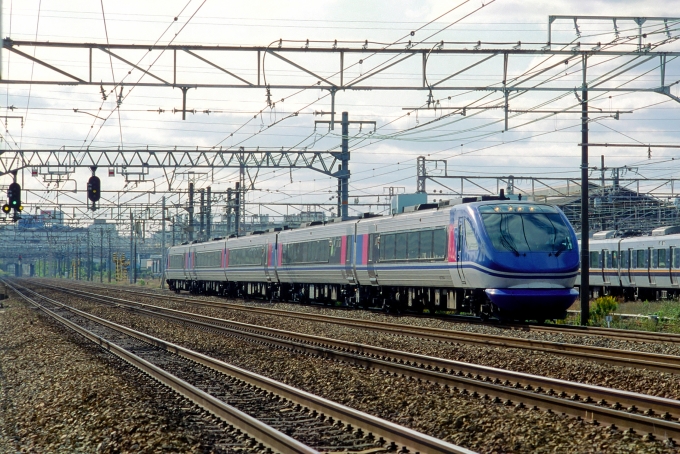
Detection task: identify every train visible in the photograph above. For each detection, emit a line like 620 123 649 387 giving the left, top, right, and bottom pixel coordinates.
584 226 680 301
165 198 580 321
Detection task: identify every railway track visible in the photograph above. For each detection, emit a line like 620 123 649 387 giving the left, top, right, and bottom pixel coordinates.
45 279 680 375
54 279 680 346
24 279 680 442
5 279 472 454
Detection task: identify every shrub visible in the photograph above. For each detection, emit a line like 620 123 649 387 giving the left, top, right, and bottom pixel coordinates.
138 279 146 286
590 295 618 326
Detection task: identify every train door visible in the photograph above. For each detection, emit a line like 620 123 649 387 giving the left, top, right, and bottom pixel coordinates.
602 249 610 284
456 218 467 285
264 236 276 283
367 226 379 285
341 233 356 285
648 247 656 285
628 248 635 286
672 246 679 286
612 249 622 286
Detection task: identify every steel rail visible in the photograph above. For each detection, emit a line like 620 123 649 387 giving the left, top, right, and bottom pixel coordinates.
4 281 317 454
7 280 475 454
57 281 680 344
45 281 680 372
46 286 680 426
507 323 680 345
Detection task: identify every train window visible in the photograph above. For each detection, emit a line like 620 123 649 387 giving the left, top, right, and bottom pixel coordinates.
674 248 680 268
419 230 433 259
169 254 184 269
195 251 221 268
590 251 600 268
395 232 408 260
464 219 478 250
611 251 618 269
636 250 646 269
379 228 447 262
658 249 667 268
282 240 331 265
300 242 309 262
432 228 447 259
329 237 342 264
321 239 332 262
380 234 395 261
621 250 629 268
407 231 419 259
479 207 572 253
371 235 380 263
229 246 264 266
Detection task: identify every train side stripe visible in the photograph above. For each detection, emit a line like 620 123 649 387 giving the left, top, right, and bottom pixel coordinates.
447 224 456 263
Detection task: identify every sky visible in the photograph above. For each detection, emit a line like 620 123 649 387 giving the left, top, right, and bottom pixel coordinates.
1 0 680 228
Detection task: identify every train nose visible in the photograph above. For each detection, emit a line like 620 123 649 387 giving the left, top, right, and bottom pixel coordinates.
485 288 579 317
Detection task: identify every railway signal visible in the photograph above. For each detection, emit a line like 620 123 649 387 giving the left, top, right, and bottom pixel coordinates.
7 182 21 211
87 172 101 211
2 204 10 214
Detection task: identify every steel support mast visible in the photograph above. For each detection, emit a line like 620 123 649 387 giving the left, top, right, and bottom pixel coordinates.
580 55 590 326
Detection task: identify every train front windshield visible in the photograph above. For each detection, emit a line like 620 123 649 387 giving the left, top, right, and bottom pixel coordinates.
478 204 573 255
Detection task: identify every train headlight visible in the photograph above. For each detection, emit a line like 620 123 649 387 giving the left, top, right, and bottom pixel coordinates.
494 206 500 212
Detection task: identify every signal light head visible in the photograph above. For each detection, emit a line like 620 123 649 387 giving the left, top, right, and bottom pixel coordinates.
87 175 101 203
2 204 9 213
17 205 23 212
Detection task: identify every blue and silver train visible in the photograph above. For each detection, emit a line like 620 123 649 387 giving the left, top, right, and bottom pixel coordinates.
165 199 580 321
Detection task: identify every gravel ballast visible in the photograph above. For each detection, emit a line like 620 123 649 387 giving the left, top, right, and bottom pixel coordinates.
0 294 264 453
80 287 680 402
36 285 679 453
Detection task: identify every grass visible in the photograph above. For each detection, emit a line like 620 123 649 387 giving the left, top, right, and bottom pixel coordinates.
566 296 680 333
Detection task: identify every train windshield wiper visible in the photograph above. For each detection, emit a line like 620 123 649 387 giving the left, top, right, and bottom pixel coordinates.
554 240 568 257
499 217 520 257
501 234 520 256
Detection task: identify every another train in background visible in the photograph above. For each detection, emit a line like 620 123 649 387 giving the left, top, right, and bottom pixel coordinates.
166 199 580 322
585 226 680 301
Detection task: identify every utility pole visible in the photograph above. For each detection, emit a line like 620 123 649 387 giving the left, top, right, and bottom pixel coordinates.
161 196 166 289
199 188 205 241
76 236 79 280
130 212 134 284
580 54 590 326
99 228 103 283
234 181 241 236
316 112 373 220
86 229 91 281
206 186 211 239
226 188 233 234
188 182 194 241
133 233 137 284
107 230 112 283
340 112 349 220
